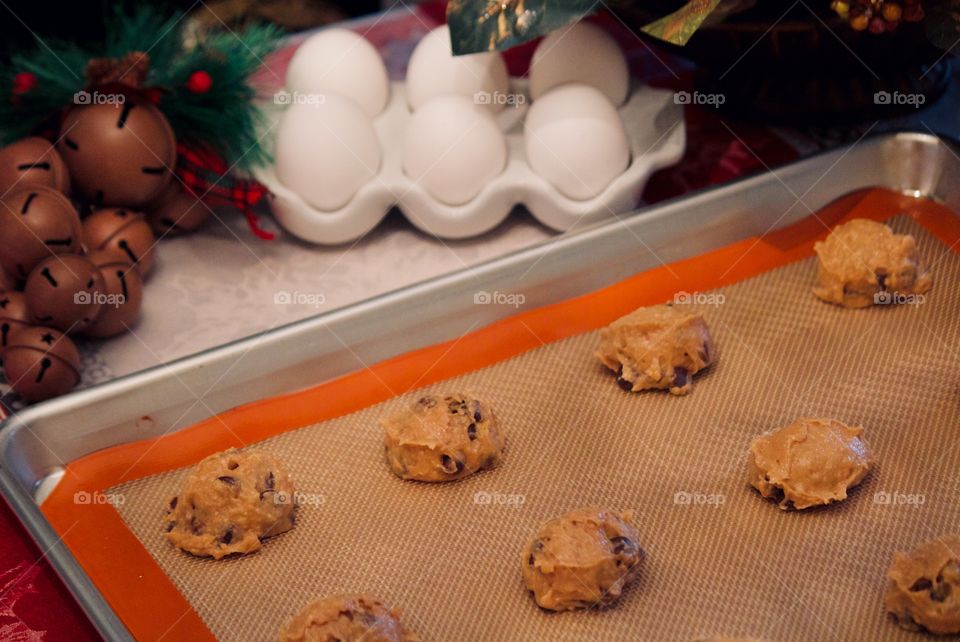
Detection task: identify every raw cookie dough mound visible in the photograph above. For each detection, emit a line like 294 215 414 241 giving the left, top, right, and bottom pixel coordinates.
813 218 933 308
596 303 714 395
279 594 420 642
885 534 960 635
522 507 644 611
381 393 505 482
748 418 874 510
164 448 295 559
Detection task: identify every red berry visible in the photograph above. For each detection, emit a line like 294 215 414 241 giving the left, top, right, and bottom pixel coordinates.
145 88 163 105
12 71 37 95
186 70 213 94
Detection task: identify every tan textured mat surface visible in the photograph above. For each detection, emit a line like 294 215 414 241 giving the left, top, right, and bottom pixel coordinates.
110 217 959 641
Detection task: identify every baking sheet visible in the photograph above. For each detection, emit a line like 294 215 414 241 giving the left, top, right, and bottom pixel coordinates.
104 215 960 641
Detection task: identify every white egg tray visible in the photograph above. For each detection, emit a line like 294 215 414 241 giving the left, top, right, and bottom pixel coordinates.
254 80 685 244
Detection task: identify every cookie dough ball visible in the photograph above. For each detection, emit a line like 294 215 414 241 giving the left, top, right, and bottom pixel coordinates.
748 418 874 510
596 303 715 395
885 534 960 635
522 508 644 611
813 218 933 308
381 393 505 482
279 594 420 642
164 448 295 559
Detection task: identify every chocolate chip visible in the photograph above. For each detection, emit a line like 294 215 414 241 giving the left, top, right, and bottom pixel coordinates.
876 271 888 290
418 396 437 408
440 454 464 474
217 476 237 486
471 401 483 423
227 460 239 470
610 536 637 556
616 376 633 391
930 582 952 602
467 423 477 440
673 367 689 389
910 578 933 592
219 527 234 545
528 554 535 566
265 472 275 490
169 496 178 510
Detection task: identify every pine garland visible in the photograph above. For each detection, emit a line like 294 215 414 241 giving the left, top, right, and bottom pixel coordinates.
0 5 279 170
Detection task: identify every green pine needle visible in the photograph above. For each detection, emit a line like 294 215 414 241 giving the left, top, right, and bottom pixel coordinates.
0 6 279 171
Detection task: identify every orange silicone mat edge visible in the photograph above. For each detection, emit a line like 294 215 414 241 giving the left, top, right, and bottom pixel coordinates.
38 188 960 641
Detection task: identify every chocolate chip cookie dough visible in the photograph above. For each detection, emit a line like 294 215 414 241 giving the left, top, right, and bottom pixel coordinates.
813 218 933 308
885 534 960 635
279 594 420 642
596 303 714 395
382 393 505 482
522 508 644 611
748 418 874 510
164 448 296 559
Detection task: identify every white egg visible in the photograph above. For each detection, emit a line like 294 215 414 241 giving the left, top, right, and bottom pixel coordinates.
275 96 381 211
529 21 629 106
405 25 510 112
286 28 389 118
403 95 507 205
524 84 630 201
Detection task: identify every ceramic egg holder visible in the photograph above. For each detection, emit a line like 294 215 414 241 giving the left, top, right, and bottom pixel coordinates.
255 80 685 244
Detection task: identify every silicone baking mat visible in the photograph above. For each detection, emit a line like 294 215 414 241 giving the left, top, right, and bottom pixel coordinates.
42 189 960 641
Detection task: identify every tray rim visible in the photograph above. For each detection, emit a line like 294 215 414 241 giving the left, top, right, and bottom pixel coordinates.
2 129 959 641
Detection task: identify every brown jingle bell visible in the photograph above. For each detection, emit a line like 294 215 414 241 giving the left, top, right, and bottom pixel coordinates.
0 291 31 352
145 181 211 235
82 249 144 338
24 254 104 333
0 186 83 281
58 100 176 208
0 267 18 291
1 325 80 402
0 137 71 197
82 207 156 275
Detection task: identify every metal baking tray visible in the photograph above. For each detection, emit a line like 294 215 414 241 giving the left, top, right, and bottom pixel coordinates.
1 131 957 640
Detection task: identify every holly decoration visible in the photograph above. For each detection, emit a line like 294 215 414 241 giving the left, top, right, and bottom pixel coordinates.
0 6 279 171
831 0 924 33
187 70 214 94
448 0 946 53
11 72 36 95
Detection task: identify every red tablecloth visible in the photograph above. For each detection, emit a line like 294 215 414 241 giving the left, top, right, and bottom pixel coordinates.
0 5 801 640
